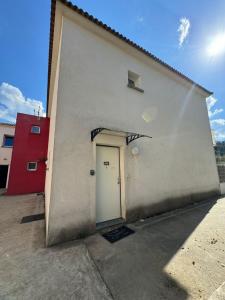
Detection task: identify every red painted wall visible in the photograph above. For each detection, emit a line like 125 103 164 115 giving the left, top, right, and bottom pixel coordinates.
7 113 49 195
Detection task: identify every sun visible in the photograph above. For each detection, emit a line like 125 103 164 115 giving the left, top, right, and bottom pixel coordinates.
207 33 225 57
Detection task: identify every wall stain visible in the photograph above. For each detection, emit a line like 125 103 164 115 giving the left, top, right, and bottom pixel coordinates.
47 189 220 246
126 189 220 222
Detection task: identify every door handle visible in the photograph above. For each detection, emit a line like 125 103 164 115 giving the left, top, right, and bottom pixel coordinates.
117 177 121 184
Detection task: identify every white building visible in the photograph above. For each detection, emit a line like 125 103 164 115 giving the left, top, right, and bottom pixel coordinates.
211 130 217 146
46 0 220 246
0 123 15 189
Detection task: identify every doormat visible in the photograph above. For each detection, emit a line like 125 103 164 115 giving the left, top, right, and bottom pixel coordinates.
102 225 135 243
21 213 45 224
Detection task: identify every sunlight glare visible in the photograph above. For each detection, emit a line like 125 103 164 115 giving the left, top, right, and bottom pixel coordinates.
207 33 225 57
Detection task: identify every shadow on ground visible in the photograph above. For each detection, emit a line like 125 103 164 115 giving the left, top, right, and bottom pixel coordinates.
1 194 224 299
85 199 220 299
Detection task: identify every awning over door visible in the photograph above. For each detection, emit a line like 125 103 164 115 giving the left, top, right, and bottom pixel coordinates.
91 127 152 145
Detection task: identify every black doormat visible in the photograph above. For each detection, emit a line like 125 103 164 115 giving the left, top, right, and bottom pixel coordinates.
21 213 45 224
102 225 135 243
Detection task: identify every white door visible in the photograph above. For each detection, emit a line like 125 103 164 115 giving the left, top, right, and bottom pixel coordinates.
96 146 121 223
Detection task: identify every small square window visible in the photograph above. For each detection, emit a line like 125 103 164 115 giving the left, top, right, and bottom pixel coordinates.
27 162 37 171
3 135 14 147
127 70 144 93
31 126 40 134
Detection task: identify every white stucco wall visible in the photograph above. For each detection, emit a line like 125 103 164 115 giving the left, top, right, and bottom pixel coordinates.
46 3 220 245
45 6 63 241
0 124 15 165
0 124 15 188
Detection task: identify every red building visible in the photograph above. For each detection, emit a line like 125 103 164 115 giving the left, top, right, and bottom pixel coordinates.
7 113 49 195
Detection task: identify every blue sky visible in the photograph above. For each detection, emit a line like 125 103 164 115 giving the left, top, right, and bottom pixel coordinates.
0 0 225 140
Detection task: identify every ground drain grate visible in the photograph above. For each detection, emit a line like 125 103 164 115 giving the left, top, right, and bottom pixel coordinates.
102 225 135 243
21 213 45 224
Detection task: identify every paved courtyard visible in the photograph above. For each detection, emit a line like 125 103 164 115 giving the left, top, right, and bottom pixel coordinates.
0 193 225 299
0 194 111 300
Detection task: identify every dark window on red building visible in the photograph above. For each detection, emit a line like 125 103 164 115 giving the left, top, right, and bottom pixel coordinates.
27 162 37 171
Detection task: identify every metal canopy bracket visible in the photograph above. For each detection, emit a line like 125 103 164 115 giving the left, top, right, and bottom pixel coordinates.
126 134 151 145
91 128 106 141
91 127 152 144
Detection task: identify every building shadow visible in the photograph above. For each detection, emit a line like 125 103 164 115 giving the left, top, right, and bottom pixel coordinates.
1 192 219 299
85 198 218 299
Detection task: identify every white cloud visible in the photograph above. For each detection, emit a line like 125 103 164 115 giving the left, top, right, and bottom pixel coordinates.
206 95 223 118
178 17 190 47
0 82 45 123
206 95 225 141
209 108 223 118
211 119 225 126
206 95 217 111
213 129 225 141
216 132 225 140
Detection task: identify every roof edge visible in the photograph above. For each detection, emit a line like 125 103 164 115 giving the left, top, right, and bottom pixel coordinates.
47 0 57 115
0 122 15 127
47 0 212 113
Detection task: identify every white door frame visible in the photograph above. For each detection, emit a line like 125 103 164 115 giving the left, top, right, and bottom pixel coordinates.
93 133 126 224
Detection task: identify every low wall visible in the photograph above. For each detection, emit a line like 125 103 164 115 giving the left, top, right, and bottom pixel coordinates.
217 164 225 195
220 183 225 195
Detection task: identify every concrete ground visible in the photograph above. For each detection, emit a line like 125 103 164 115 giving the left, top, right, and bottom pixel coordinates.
1 194 225 299
0 194 111 300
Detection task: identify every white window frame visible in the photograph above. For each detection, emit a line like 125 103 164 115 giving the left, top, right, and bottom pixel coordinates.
31 126 41 134
27 162 37 171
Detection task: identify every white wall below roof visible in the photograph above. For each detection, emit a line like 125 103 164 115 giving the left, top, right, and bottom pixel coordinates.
45 7 63 242
0 125 15 166
46 11 220 245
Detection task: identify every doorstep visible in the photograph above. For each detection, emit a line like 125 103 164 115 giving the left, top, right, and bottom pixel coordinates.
96 217 125 231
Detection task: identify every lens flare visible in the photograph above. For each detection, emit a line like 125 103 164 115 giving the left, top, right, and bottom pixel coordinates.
207 33 225 57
